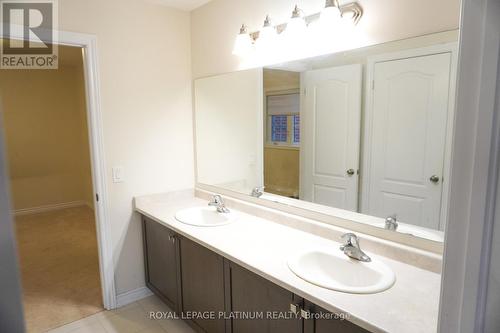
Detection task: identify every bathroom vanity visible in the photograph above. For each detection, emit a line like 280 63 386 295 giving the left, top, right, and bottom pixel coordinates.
135 192 441 333
143 214 370 333
136 19 459 333
143 214 369 333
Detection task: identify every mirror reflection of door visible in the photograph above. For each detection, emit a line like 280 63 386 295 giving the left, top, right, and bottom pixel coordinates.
301 65 362 211
363 53 453 230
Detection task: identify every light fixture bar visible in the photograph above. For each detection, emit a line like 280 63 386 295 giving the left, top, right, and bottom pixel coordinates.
340 2 363 24
325 0 340 9
248 1 363 41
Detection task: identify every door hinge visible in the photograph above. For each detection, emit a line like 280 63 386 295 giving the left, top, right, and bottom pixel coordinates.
371 80 375 90
96 194 99 202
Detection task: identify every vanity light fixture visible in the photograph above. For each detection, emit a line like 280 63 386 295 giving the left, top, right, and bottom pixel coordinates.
320 0 342 29
232 24 253 56
232 2 363 58
277 5 309 58
283 5 308 40
255 15 278 51
339 2 364 25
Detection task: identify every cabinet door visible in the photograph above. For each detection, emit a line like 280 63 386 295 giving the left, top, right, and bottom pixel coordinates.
142 216 181 312
303 301 371 333
180 237 226 333
226 261 302 333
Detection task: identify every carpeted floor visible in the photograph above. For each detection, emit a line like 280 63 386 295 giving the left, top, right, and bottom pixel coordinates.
15 206 104 333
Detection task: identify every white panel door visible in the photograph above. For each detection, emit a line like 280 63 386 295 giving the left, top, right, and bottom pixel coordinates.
300 64 362 211
366 53 452 229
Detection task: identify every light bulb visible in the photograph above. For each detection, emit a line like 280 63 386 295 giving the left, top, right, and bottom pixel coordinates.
341 10 356 30
280 5 309 59
286 17 307 37
320 5 342 30
283 6 307 40
232 24 253 56
255 16 278 52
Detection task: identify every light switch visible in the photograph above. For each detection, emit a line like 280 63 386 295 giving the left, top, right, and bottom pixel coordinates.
112 166 125 183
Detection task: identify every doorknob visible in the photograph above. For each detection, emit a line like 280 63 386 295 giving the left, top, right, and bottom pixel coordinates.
347 169 355 176
429 175 440 184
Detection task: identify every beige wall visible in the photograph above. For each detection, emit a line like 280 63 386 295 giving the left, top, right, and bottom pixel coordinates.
264 69 300 93
51 0 193 296
1 51 93 211
1 0 194 299
264 147 299 198
191 0 460 78
0 0 193 297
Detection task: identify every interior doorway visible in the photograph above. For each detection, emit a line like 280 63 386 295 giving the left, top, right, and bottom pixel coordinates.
0 43 103 332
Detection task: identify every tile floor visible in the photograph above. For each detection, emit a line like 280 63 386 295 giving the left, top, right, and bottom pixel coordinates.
46 295 196 333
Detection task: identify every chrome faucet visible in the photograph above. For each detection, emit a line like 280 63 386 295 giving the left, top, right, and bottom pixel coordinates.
340 233 371 262
208 195 230 213
385 214 398 231
251 186 265 198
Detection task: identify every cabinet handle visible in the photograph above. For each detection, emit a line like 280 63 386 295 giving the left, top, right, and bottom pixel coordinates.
290 303 300 315
300 309 311 320
168 235 176 243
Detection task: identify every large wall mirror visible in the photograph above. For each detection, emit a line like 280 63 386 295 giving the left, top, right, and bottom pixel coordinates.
195 30 458 244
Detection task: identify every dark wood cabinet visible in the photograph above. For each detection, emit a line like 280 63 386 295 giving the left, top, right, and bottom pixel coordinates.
141 215 373 333
142 216 182 312
225 261 302 333
303 301 370 333
180 237 226 333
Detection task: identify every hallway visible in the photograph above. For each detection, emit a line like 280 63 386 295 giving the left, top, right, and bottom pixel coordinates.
15 206 103 332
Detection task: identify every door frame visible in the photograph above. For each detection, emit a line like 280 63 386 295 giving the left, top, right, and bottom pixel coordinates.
438 0 500 331
2 27 117 309
361 42 459 230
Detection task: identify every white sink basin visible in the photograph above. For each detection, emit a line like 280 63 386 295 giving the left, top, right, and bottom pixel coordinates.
175 207 237 227
288 249 395 294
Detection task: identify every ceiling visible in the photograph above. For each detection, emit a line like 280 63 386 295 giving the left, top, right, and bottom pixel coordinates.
145 0 212 11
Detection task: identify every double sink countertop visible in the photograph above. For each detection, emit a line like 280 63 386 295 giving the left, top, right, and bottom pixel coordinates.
135 191 441 333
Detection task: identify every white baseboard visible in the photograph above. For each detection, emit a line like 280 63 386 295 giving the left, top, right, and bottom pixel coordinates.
116 287 153 308
12 200 89 216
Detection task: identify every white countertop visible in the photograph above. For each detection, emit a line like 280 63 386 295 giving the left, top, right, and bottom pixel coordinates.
135 192 441 333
